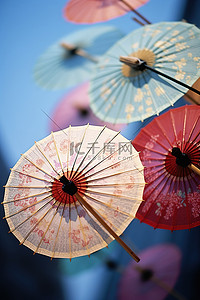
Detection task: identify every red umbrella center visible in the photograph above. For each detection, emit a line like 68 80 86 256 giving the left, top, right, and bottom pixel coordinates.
51 171 87 204
165 142 200 177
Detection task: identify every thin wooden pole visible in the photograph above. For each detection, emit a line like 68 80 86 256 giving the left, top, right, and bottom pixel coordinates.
121 0 151 24
189 164 200 176
75 192 140 262
60 42 98 63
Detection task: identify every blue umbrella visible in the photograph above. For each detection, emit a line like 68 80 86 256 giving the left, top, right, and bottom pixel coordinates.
89 21 200 124
33 26 124 90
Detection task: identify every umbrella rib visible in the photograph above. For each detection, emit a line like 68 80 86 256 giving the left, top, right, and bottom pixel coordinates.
154 118 173 147
8 196 54 233
67 125 71 179
133 141 167 156
4 194 53 220
84 151 141 179
170 110 178 145
21 154 57 181
71 125 106 181
121 0 151 24
69 123 89 179
2 190 51 204
182 106 187 151
73 130 122 181
84 192 138 217
85 189 144 202
86 168 144 183
186 115 200 145
141 127 170 152
51 202 67 260
182 169 192 229
4 185 50 189
20 199 58 246
10 168 53 184
75 192 140 262
51 132 64 174
34 141 60 176
75 142 139 181
73 197 91 257
86 182 146 188
33 201 63 255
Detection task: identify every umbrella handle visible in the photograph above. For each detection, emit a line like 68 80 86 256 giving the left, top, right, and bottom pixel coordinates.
121 0 151 24
135 266 186 300
75 192 140 262
189 164 200 176
60 42 98 63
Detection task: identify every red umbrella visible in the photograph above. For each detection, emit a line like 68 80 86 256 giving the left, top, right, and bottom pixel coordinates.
118 244 183 300
132 105 200 230
63 0 150 25
49 82 124 132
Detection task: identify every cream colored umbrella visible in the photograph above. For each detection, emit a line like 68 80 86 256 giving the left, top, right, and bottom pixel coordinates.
3 125 145 262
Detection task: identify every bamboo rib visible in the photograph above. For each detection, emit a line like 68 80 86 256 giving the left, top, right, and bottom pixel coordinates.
75 192 140 262
189 164 200 176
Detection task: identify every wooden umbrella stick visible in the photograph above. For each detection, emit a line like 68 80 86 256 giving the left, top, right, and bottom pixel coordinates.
189 164 200 176
121 0 151 24
75 192 140 262
135 266 186 300
60 42 98 63
132 17 145 26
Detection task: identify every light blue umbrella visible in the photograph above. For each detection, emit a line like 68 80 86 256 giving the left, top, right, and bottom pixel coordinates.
33 26 124 90
89 21 200 124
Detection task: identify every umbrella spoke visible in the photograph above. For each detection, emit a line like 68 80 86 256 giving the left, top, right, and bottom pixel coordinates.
51 132 64 174
141 127 170 152
10 168 53 184
8 196 54 234
33 201 63 255
4 194 53 220
35 140 61 177
69 124 89 178
84 193 136 217
51 202 67 260
75 142 139 181
21 153 57 180
85 189 144 202
2 190 51 204
73 198 91 257
20 200 58 246
71 125 106 181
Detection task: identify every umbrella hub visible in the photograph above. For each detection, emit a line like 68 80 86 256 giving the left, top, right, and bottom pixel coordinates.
59 175 78 195
140 268 153 282
79 107 89 117
172 147 191 168
60 42 79 56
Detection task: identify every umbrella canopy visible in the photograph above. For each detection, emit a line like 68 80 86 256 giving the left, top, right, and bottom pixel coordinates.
132 105 200 230
89 21 200 124
34 26 124 90
49 82 124 132
3 125 145 260
64 0 150 24
118 244 182 300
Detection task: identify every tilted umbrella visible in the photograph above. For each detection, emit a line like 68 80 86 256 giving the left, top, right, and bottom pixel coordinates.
132 105 200 230
89 21 200 124
118 244 183 300
49 81 124 132
3 125 145 261
34 26 124 90
64 0 150 25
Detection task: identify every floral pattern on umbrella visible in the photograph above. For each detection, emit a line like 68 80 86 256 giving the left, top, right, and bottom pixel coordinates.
3 125 145 259
132 105 200 230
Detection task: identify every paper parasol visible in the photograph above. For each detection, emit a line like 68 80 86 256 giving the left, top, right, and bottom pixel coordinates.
34 26 124 90
49 82 124 132
118 244 182 300
89 21 200 124
132 105 200 230
64 0 150 25
3 125 145 261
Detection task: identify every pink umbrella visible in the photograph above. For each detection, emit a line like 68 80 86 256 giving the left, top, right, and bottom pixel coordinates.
49 81 125 132
63 0 150 25
118 244 183 300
